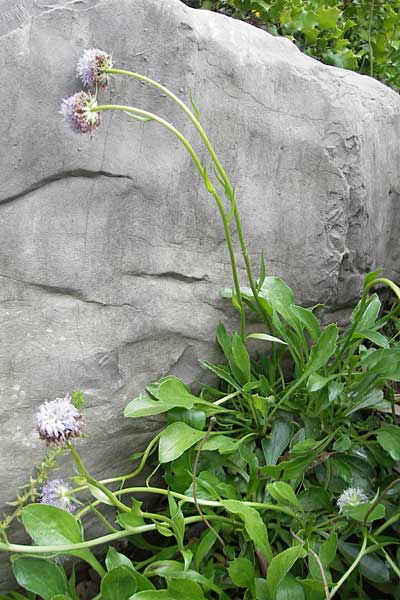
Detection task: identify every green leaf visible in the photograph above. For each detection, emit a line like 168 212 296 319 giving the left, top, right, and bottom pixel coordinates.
144 561 222 593
158 422 204 463
194 529 218 571
125 379 211 418
221 500 272 561
247 332 287 345
289 305 321 341
130 593 169 600
267 545 305 597
262 419 292 466
377 425 400 460
267 482 302 511
101 566 137 600
188 90 201 121
344 502 385 523
228 557 255 588
201 435 239 454
316 6 341 29
105 548 155 591
106 547 133 571
216 322 232 359
12 557 67 600
231 332 251 383
307 373 331 392
259 277 295 318
276 574 305 600
306 324 338 373
345 388 386 416
356 294 381 329
168 579 205 599
353 329 389 348
200 360 241 390
21 504 95 565
319 533 337 567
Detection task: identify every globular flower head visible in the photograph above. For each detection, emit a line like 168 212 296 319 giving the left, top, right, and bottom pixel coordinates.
77 48 112 88
40 479 76 512
36 395 82 444
337 487 369 512
60 91 100 135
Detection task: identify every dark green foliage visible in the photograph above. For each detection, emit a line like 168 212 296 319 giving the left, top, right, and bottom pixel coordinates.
184 0 400 92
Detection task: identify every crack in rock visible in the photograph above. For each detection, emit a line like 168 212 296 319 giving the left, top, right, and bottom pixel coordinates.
123 270 210 284
0 169 134 206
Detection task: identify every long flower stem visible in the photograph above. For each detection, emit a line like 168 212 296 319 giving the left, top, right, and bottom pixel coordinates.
106 68 268 326
93 102 246 338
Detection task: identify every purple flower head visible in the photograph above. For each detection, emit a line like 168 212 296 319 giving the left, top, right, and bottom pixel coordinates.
77 48 112 89
60 91 100 135
36 395 82 444
41 479 75 512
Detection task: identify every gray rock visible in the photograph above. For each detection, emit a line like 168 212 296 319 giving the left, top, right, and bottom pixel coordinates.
0 0 399 588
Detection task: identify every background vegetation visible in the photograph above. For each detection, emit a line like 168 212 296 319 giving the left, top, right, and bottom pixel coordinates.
183 1 400 92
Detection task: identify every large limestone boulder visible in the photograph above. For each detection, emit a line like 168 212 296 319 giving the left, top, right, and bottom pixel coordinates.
0 0 399 588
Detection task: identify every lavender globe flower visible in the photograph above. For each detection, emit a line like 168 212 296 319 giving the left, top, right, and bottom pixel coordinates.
77 48 112 88
41 479 75 512
36 395 82 444
60 91 100 135
337 487 369 513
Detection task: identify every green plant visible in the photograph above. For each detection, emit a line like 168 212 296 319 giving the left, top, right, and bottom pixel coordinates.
186 0 400 92
1 49 400 600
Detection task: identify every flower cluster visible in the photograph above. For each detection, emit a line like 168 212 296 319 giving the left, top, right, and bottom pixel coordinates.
77 48 112 89
60 91 101 135
61 49 112 135
337 487 369 512
36 394 82 444
40 479 75 512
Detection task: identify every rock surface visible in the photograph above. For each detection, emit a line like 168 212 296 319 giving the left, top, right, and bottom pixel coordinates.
0 0 399 588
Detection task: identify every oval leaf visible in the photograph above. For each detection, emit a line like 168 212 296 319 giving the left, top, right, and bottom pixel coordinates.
12 557 67 600
101 566 137 600
158 422 204 463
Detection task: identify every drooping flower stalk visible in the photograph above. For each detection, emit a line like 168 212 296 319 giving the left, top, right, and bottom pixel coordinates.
102 67 270 325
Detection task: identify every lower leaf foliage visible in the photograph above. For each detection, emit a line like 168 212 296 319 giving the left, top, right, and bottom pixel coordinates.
2 273 400 600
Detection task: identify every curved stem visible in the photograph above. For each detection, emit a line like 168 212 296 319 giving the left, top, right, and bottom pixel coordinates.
76 485 301 522
94 102 246 338
106 68 268 326
0 515 233 555
68 443 129 513
330 529 368 598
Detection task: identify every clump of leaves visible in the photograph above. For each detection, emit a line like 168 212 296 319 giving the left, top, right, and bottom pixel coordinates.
186 0 400 92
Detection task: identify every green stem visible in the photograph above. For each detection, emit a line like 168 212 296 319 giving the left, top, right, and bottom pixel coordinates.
0 515 233 555
330 528 368 598
68 443 129 513
94 102 246 338
76 485 301 521
105 69 269 328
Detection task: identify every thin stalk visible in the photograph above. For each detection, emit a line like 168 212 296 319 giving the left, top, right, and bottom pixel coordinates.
330 529 368 598
0 515 234 555
93 103 246 338
76 485 301 522
68 443 129 513
104 69 269 327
